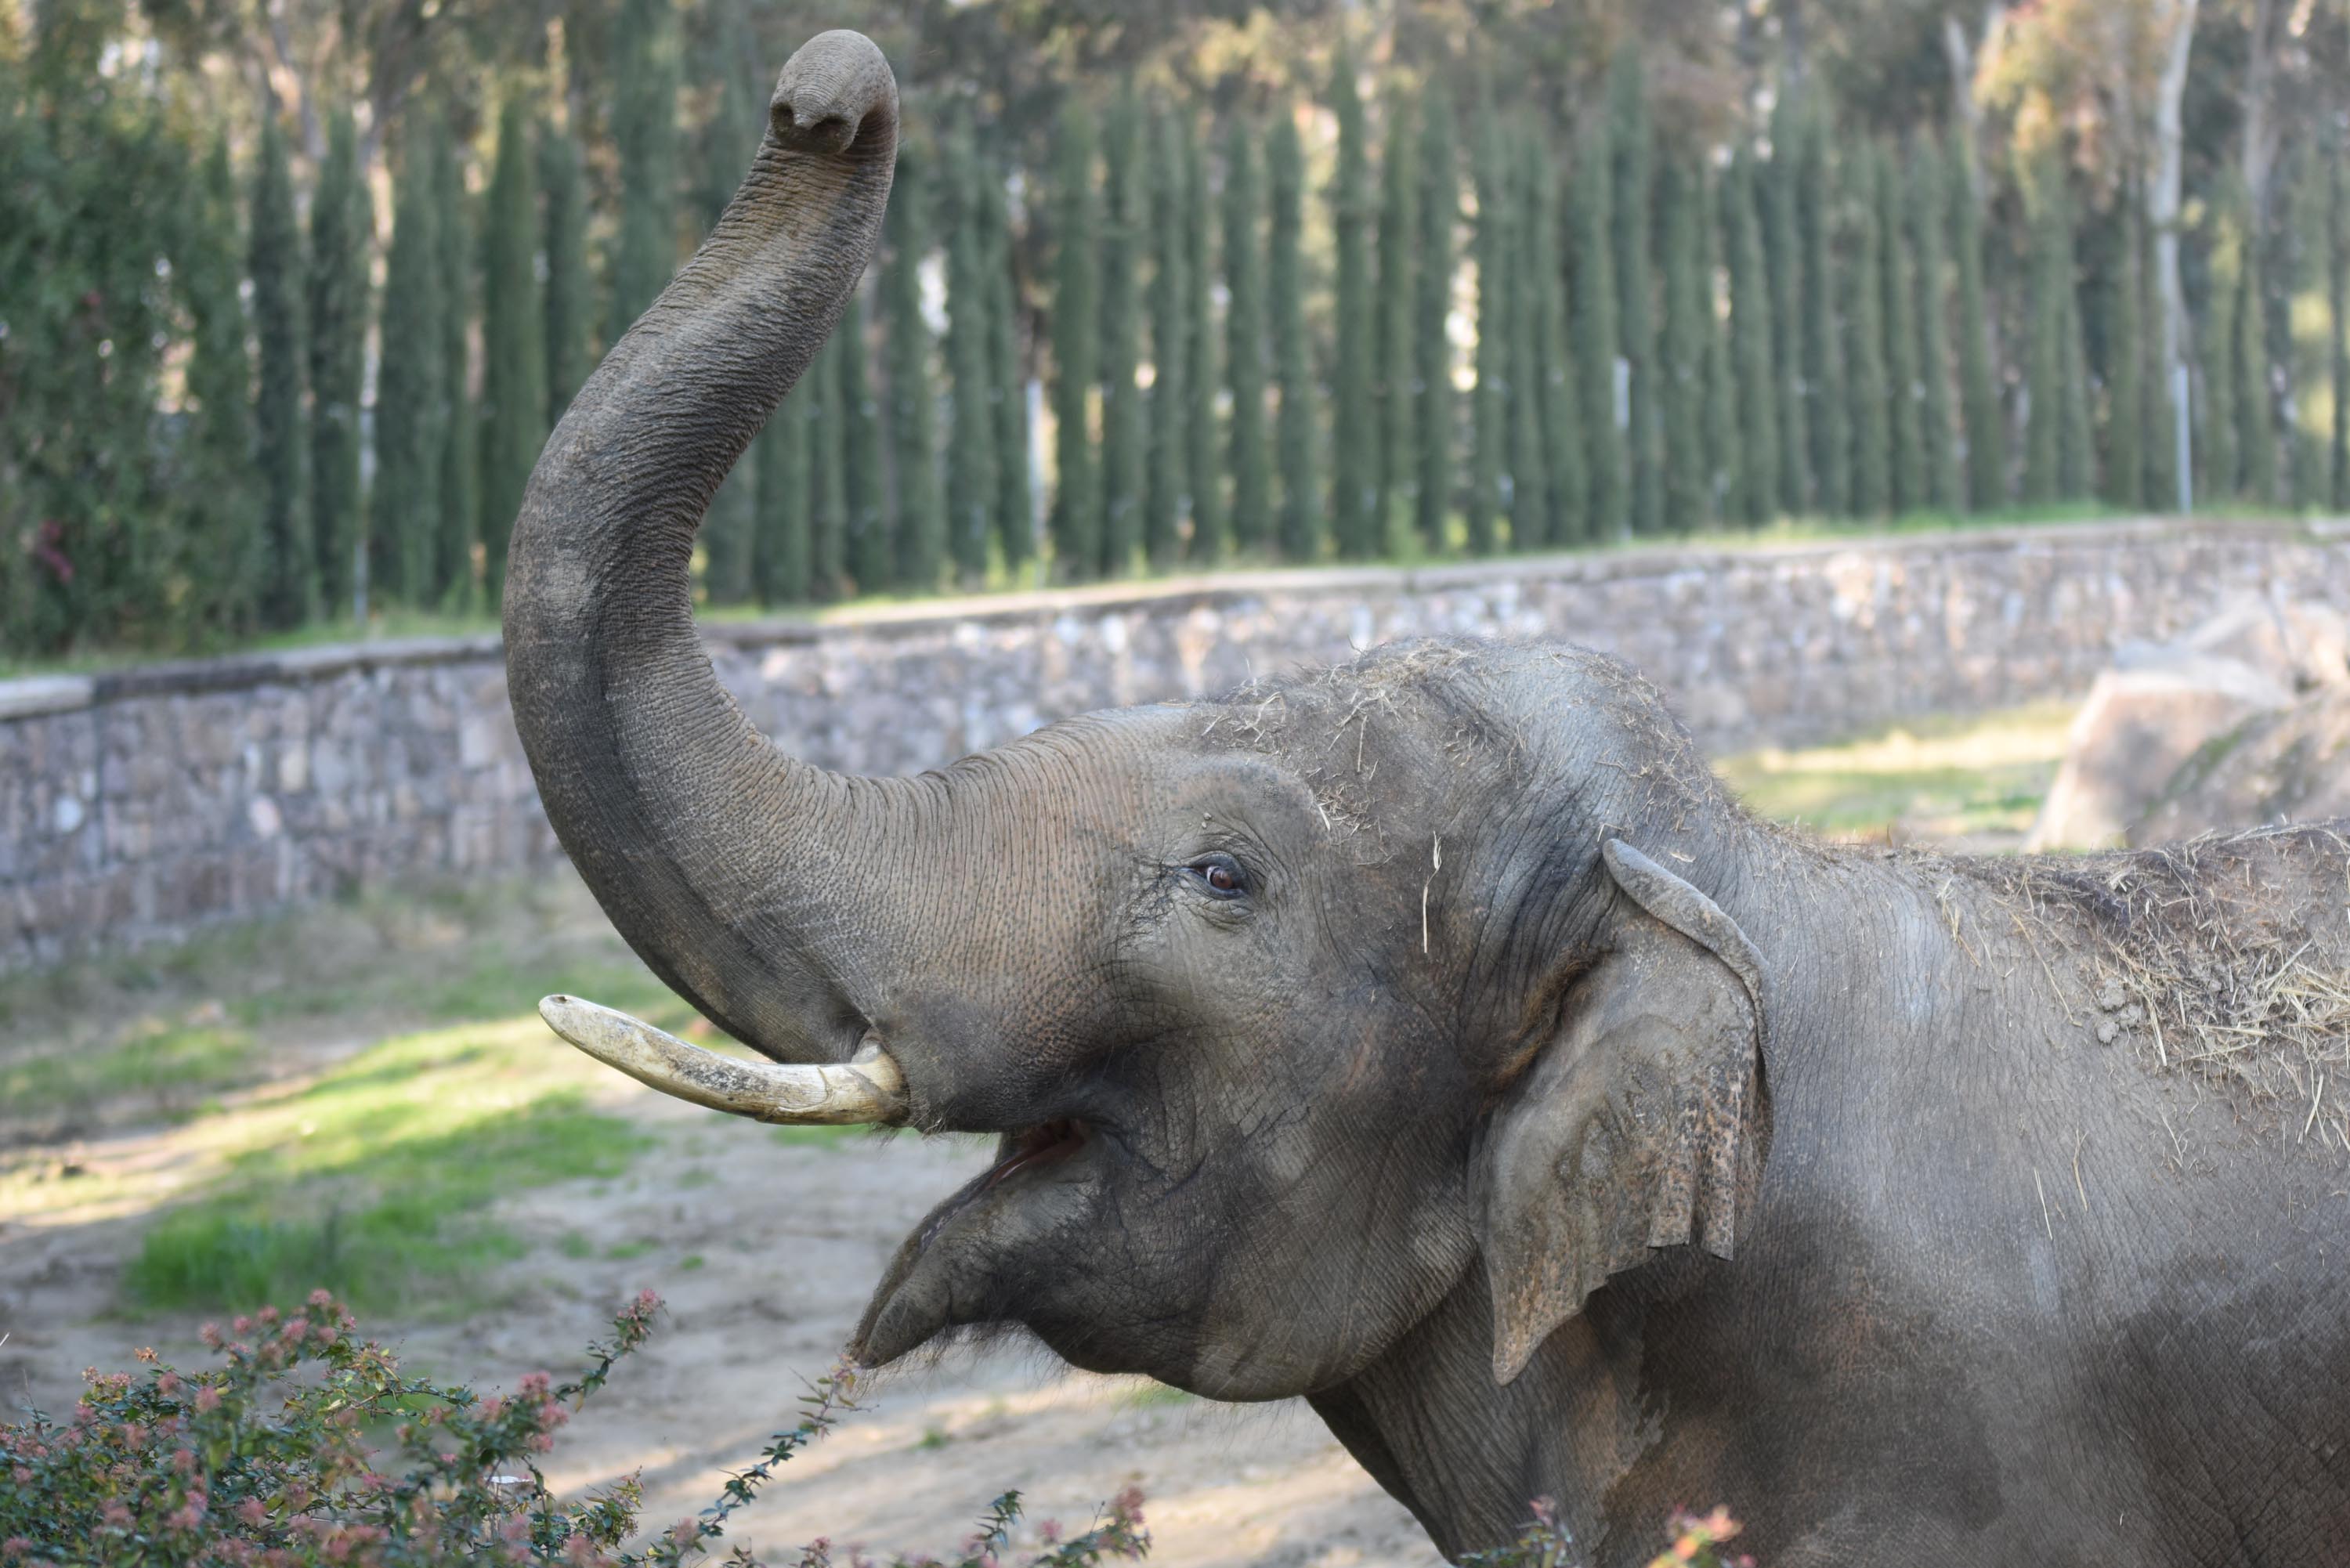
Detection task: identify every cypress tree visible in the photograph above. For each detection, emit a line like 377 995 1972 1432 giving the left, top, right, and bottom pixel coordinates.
1907 135 1961 514
1726 150 1779 526
694 0 762 603
1049 103 1101 577
2020 164 2066 507
1608 49 1662 534
1846 143 1892 517
540 119 591 427
1099 96 1144 575
2330 146 2348 511
1225 121 1273 551
1375 91 1417 554
2104 198 2146 510
374 127 443 607
1270 110 1318 561
2198 193 2243 502
945 116 997 584
1949 128 2003 511
1878 146 1922 515
1573 125 1625 536
754 350 812 605
883 145 942 591
2238 216 2278 505
1529 123 1583 546
1799 103 1848 516
1466 98 1508 556
2059 255 2095 502
609 0 682 341
1183 115 1223 563
1146 108 1190 568
842 288 888 593
809 327 850 599
1330 47 1376 558
2142 206 2182 511
251 111 310 630
1658 156 1708 534
1505 121 1553 550
182 135 261 635
479 96 545 602
1413 83 1457 550
1764 99 1810 514
1700 162 1741 524
2283 152 2328 510
432 120 477 609
984 164 1035 573
308 107 367 617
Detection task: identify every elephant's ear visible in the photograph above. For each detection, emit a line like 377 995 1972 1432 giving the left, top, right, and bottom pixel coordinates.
1480 840 1772 1384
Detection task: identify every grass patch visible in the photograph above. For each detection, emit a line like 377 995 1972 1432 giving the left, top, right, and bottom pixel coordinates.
0 1023 257 1125
1716 700 2078 846
1116 1381 1195 1411
118 1020 651 1317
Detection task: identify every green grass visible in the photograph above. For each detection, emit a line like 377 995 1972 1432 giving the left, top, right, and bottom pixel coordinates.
1715 700 2077 845
0 1023 256 1125
118 1021 651 1317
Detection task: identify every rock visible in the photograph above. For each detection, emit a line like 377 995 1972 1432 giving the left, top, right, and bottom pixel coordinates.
2129 687 2350 845
2025 649 2296 851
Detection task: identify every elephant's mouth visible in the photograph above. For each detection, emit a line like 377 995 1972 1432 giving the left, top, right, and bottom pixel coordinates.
913 1118 1090 1251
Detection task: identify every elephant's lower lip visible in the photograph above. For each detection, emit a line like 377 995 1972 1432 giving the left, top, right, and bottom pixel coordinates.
909 1120 1090 1256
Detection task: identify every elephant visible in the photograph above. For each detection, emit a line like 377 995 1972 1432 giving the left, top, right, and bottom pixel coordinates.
503 31 2350 1565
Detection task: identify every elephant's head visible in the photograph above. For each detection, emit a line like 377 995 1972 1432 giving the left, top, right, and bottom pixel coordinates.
504 31 1772 1402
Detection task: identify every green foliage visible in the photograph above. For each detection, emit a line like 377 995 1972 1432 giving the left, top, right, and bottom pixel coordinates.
1658 157 1709 535
609 0 682 341
373 129 443 609
1414 83 1459 550
985 163 1036 573
841 291 889 594
540 119 592 428
2059 260 2096 503
479 96 546 603
2237 204 2280 506
1181 114 1223 564
754 341 813 605
1699 167 1741 526
1846 142 1893 517
432 120 479 611
883 146 942 591
2198 193 2243 502
1146 107 1191 568
2102 200 2146 509
1571 123 1625 537
0 1294 1152 1568
1330 47 1377 559
2021 163 2067 508
808 319 851 600
1508 121 1560 550
1099 96 1145 576
1049 102 1101 576
2332 147 2348 512
1948 129 2004 511
179 136 263 640
1907 134 1961 515
253 112 313 630
1269 111 1319 562
1467 98 1509 557
1528 125 1583 547
1608 49 1663 537
1725 150 1779 526
1799 100 1849 516
1763 98 1811 515
1375 91 1418 555
696 1 765 605
1876 145 1922 516
308 109 367 618
945 114 998 583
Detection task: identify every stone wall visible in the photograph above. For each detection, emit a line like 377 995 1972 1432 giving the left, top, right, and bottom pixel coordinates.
5 518 2345 970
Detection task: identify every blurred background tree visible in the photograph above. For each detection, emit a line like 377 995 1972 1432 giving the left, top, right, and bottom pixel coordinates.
4 0 2348 658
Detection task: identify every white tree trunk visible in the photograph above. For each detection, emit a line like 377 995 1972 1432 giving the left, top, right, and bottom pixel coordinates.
1940 5 2005 207
2145 0 2200 378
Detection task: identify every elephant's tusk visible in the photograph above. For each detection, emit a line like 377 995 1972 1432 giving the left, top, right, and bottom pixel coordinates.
538 995 907 1125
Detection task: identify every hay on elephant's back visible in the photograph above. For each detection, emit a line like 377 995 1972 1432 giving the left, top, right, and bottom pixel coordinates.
1976 825 2350 1136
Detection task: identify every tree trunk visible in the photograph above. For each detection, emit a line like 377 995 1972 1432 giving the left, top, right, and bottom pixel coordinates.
2240 0 2280 219
2144 0 2199 383
1940 5 2004 208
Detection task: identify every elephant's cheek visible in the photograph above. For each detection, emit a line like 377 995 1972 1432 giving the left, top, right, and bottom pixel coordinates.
851 1172 1094 1367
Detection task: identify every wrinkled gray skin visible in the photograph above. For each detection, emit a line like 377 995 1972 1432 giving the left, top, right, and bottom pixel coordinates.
506 33 2350 1565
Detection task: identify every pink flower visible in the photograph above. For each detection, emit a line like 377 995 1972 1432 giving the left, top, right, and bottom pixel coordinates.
238 1498 269 1526
256 1306 279 1327
172 1447 197 1473
156 1372 180 1396
194 1386 222 1412
232 1317 253 1335
199 1324 223 1349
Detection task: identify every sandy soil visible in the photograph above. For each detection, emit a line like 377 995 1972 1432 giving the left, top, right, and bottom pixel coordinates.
0 1073 1437 1565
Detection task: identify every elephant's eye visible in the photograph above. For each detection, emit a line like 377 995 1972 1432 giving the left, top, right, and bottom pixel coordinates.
1186 854 1249 899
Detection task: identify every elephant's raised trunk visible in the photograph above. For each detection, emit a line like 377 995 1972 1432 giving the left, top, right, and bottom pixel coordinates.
502 31 903 1066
